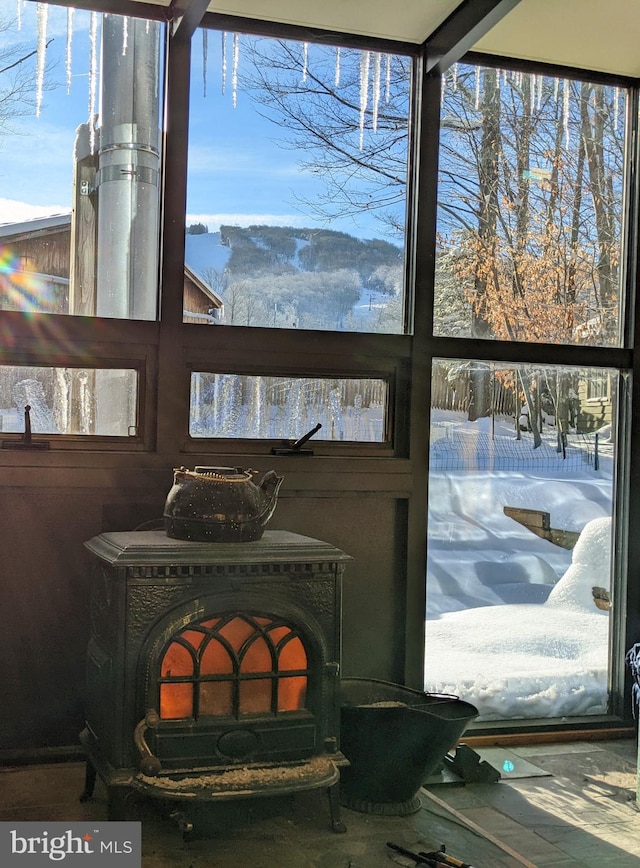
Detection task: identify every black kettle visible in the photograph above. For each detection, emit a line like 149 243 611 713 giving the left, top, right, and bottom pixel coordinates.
163 466 284 542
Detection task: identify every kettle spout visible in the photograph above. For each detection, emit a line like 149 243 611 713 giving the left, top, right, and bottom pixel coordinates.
258 469 284 503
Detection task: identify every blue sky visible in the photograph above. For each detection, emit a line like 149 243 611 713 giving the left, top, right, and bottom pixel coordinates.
0 2 92 217
187 33 328 232
0 2 391 240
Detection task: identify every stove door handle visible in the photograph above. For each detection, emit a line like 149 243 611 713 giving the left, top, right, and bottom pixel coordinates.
134 708 162 776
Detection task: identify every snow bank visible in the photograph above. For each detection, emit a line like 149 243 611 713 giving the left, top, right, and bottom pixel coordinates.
425 516 613 720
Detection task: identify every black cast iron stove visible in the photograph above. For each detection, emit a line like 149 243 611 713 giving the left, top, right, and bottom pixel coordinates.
80 529 350 832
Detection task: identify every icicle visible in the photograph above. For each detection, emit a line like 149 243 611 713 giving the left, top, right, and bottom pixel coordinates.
122 16 128 55
35 3 48 118
359 50 370 151
202 28 207 97
614 87 619 130
563 79 570 149
530 74 536 113
372 52 381 132
334 46 341 87
88 11 98 153
221 32 227 95
452 62 458 91
553 77 559 102
302 42 308 82
441 73 446 103
232 32 239 108
474 67 480 109
385 54 391 103
17 0 22 30
537 74 543 110
66 7 74 94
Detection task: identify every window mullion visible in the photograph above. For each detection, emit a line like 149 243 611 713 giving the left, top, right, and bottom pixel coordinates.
156 28 192 453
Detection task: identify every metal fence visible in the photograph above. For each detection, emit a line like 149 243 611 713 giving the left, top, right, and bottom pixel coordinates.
429 423 607 473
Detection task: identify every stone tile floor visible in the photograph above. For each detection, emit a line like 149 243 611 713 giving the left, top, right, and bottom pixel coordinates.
1 740 640 867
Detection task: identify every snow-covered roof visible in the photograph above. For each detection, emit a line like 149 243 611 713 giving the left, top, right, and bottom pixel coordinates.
0 213 71 240
184 263 224 310
0 218 222 311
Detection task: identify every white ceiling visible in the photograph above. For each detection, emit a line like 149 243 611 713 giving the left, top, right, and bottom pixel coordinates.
474 0 640 78
131 0 640 78
205 0 460 45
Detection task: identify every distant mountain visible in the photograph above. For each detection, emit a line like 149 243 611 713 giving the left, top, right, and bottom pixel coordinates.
184 223 404 331
184 231 232 279
185 224 402 283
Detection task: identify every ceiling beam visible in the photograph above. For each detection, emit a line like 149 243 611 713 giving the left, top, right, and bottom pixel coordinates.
424 0 523 75
168 0 211 41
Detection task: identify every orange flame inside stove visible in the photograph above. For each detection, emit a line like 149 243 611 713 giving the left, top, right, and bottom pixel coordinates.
159 614 308 720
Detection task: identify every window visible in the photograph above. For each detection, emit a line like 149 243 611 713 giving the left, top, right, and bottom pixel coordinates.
425 358 621 722
189 373 389 442
0 2 164 320
0 364 138 438
424 62 632 724
184 28 412 333
434 63 627 347
587 374 611 401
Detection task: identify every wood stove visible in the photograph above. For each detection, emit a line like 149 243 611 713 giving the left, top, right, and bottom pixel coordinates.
80 529 350 832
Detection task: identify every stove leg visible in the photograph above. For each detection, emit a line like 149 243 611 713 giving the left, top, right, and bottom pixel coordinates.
79 760 97 802
327 782 347 833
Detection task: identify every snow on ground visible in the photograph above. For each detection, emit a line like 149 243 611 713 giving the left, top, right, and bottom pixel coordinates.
424 412 615 721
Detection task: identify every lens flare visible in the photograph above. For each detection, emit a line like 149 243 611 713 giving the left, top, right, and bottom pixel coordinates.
0 246 61 314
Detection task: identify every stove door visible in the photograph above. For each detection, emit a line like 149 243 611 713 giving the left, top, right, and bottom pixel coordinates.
143 611 320 770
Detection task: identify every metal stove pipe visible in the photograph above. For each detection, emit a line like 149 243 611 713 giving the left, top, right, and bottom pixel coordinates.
95 15 162 320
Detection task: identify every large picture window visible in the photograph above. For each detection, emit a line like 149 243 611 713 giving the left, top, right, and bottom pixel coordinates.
0 2 164 320
184 28 412 334
434 63 627 347
425 358 622 722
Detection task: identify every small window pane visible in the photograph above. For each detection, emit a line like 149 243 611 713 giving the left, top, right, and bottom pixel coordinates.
434 64 626 346
161 642 194 678
278 636 307 671
278 676 307 712
239 679 271 715
185 30 411 333
0 366 137 436
199 681 233 717
241 636 273 674
0 3 164 320
160 683 193 720
189 373 388 442
200 638 234 675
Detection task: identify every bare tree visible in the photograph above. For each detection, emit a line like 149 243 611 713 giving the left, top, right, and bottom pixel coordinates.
239 41 623 347
239 38 411 235
202 266 228 297
438 65 624 347
0 14 54 139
